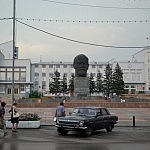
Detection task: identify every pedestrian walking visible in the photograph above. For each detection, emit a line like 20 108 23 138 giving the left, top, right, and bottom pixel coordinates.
0 101 7 135
9 102 20 132
55 102 66 118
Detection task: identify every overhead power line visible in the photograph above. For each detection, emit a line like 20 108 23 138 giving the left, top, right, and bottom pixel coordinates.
16 19 149 49
42 0 150 10
0 40 12 46
16 17 150 23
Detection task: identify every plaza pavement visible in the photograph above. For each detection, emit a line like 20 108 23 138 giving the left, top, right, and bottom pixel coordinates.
1 105 150 150
4 107 150 127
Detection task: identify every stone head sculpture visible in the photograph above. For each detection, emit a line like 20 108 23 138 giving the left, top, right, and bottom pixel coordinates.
73 54 89 77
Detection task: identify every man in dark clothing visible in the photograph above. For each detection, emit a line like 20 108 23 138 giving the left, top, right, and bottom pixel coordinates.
0 102 6 119
0 102 7 135
55 102 66 117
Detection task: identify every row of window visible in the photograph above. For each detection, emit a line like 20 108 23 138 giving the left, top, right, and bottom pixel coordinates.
37 72 141 81
0 67 26 81
34 64 72 68
35 72 71 77
0 68 26 71
34 64 103 69
123 72 142 81
34 72 99 78
0 85 26 94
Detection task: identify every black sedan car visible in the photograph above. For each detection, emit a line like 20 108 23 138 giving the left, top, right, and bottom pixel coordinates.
55 106 118 136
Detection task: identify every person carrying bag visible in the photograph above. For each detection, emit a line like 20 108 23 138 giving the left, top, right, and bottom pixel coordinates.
0 102 7 136
9 103 20 132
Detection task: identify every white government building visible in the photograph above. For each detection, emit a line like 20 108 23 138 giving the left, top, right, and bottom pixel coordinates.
0 46 150 99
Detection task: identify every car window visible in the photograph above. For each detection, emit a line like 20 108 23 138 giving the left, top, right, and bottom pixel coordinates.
101 108 109 115
88 109 96 116
72 108 97 116
72 108 89 115
78 108 89 115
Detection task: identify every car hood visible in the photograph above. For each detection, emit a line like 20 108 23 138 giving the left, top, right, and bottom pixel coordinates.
58 115 94 121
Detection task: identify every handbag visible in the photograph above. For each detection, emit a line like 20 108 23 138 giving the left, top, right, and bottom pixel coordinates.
13 112 19 118
53 117 57 122
13 108 19 118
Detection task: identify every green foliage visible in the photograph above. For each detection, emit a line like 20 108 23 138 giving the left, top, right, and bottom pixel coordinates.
61 74 68 94
89 73 95 95
30 90 42 98
112 63 125 95
103 64 113 97
47 64 125 97
95 71 103 94
68 74 74 93
49 70 62 95
19 113 40 121
138 91 144 94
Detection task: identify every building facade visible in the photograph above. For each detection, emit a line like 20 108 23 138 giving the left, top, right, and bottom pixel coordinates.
31 47 150 95
131 47 150 92
0 47 150 98
31 61 107 95
0 58 33 99
114 61 145 94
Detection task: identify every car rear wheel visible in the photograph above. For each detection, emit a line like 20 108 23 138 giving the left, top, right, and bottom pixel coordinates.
57 128 68 135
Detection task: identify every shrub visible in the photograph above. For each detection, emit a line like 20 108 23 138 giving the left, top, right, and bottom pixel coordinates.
29 91 42 98
19 113 40 121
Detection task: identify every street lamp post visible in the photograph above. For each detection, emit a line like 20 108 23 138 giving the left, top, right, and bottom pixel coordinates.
12 0 16 104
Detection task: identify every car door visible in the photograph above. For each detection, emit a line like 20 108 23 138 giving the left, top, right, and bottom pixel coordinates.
94 108 105 130
101 108 110 128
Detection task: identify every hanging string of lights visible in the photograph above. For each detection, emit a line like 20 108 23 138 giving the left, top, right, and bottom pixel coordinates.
0 17 12 20
1 17 150 23
12 18 150 23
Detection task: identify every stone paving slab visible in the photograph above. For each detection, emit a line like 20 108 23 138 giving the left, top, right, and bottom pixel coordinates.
4 107 150 126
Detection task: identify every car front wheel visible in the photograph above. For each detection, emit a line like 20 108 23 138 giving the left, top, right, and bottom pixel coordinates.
57 128 68 135
106 124 113 132
83 126 93 136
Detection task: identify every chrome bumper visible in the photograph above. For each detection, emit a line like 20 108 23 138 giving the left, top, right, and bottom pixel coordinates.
55 124 87 130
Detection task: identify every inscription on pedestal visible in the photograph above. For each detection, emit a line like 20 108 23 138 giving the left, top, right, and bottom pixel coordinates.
74 77 89 100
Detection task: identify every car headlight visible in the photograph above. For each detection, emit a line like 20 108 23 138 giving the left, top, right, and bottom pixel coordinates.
79 121 84 126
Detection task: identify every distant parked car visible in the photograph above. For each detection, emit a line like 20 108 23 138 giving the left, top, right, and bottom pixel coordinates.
55 106 118 136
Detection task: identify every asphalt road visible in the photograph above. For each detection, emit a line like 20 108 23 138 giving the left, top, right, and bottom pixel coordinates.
0 126 150 150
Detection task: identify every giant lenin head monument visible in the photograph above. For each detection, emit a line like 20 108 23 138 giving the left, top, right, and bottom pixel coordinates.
73 54 90 100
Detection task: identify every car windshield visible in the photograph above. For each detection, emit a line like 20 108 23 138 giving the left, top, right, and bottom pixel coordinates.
72 108 96 116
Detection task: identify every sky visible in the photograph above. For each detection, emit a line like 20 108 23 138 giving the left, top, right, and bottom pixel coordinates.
0 0 150 63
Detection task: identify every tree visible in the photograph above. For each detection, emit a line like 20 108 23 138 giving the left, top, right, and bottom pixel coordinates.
112 63 125 95
89 73 95 96
68 74 74 96
95 71 103 95
61 74 68 95
103 64 113 98
49 70 62 95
